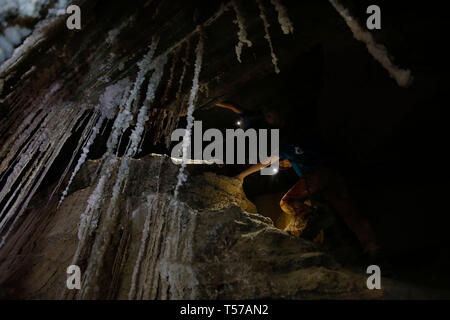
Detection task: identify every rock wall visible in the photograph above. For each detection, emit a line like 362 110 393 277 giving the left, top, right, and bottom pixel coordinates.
1 154 444 299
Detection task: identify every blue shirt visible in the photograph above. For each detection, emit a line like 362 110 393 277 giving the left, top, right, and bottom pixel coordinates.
279 135 327 178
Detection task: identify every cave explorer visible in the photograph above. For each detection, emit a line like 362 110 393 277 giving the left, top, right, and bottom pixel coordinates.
216 102 381 259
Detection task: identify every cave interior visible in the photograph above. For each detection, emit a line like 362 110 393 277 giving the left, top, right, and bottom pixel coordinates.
0 0 449 298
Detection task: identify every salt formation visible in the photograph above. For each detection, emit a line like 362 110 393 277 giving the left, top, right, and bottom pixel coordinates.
0 106 85 248
126 186 198 300
129 157 165 300
0 0 70 18
0 0 49 20
270 0 294 35
0 81 60 176
48 110 100 204
128 55 168 157
0 0 71 64
58 113 105 206
231 0 252 63
128 195 157 299
173 35 204 199
0 26 31 63
59 41 162 298
53 79 130 206
257 0 280 74
98 79 132 120
105 40 159 157
46 0 71 16
328 0 412 87
79 51 168 298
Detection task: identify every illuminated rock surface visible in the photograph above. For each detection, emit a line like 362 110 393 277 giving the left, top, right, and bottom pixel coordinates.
0 155 447 299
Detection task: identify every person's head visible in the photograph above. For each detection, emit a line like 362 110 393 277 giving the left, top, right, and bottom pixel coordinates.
236 116 245 129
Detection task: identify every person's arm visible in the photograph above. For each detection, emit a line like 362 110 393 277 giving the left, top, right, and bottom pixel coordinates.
235 155 280 182
215 102 243 114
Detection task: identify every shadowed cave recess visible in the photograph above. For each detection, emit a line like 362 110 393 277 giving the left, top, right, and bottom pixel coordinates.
0 0 449 299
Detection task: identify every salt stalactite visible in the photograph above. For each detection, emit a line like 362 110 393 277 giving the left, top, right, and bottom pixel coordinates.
173 34 204 199
231 0 252 63
125 54 167 156
0 103 60 211
0 106 85 248
48 110 99 203
80 53 168 298
128 194 157 299
78 174 108 241
118 54 168 199
257 0 280 74
60 172 108 298
0 108 40 176
58 113 105 206
69 75 134 259
130 156 165 300
50 79 128 206
328 0 412 87
105 40 159 157
0 82 61 176
270 0 294 35
0 0 72 65
0 109 52 191
99 78 132 120
0 121 48 205
63 75 136 298
106 18 129 45
129 191 198 299
140 195 169 299
0 26 31 64
151 199 198 299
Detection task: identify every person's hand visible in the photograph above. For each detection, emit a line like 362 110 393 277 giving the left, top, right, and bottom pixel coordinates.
234 173 245 184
